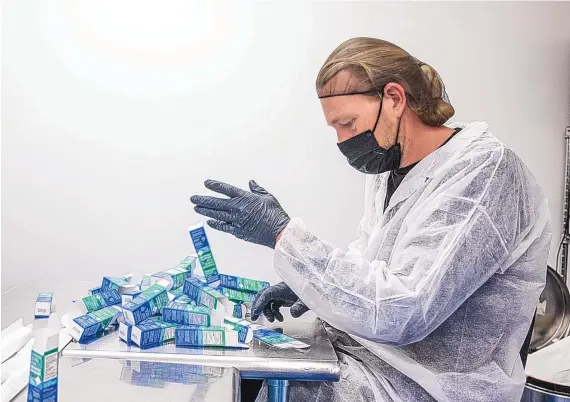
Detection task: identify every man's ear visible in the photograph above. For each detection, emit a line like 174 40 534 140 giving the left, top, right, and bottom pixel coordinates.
384 83 407 117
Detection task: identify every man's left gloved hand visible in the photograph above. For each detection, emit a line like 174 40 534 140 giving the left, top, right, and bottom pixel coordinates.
251 282 310 322
190 179 290 249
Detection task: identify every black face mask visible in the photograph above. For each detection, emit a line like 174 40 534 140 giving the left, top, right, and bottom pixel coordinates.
336 96 402 174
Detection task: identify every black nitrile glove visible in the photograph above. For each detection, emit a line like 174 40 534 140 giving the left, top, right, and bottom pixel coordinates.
190 180 290 249
251 282 309 322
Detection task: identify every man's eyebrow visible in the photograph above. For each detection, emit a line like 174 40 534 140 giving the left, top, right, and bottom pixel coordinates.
329 114 357 126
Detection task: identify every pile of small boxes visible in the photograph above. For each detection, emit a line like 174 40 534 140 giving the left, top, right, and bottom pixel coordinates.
65 223 270 350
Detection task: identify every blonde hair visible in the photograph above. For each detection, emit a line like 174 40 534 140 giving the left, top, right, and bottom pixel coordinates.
316 37 455 126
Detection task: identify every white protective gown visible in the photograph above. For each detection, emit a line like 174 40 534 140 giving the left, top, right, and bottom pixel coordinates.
257 122 552 402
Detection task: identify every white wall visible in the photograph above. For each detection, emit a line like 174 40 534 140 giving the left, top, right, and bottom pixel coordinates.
3 1 570 291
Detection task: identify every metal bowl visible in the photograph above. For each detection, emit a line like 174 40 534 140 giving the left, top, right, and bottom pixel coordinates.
530 266 570 352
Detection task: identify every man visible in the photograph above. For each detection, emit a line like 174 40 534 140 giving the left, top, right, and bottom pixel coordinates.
191 37 551 401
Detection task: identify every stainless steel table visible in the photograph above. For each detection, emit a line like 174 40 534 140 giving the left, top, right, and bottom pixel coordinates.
3 279 238 401
2 278 340 402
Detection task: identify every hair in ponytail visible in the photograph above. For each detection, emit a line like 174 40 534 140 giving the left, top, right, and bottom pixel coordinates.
316 37 455 126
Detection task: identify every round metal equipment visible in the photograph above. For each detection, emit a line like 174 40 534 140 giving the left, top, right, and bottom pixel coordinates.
523 376 570 402
530 266 570 352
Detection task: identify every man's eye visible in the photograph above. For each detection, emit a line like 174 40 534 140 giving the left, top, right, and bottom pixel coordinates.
339 119 355 127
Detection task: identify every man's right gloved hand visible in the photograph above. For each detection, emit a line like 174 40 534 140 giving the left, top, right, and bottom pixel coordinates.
251 282 309 322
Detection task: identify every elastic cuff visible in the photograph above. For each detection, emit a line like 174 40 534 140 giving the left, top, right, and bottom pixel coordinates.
275 217 302 250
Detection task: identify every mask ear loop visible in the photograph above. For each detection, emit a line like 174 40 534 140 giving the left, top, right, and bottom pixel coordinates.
395 119 402 147
371 91 383 134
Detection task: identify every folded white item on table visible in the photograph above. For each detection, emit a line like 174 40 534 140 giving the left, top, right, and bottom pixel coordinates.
1 363 29 402
1 338 34 384
1 324 33 363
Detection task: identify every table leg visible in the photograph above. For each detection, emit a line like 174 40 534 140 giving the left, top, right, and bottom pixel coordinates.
267 379 289 402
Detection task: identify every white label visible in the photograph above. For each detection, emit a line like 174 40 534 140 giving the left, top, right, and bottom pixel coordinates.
123 310 135 325
131 328 141 343
163 327 176 341
44 351 59 381
118 323 129 340
189 313 209 326
201 294 215 309
68 323 83 341
35 302 52 316
122 295 134 306
202 366 223 375
204 330 223 345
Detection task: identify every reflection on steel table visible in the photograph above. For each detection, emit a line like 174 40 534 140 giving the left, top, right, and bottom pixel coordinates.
11 358 240 402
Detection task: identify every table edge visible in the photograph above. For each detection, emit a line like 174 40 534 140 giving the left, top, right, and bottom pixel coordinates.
61 348 341 381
